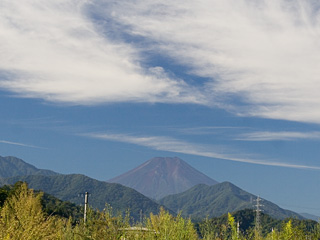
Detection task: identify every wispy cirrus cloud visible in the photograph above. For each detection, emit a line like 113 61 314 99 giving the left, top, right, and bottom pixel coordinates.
0 0 204 105
106 0 320 123
236 131 320 141
0 140 47 149
83 132 320 170
1 0 320 125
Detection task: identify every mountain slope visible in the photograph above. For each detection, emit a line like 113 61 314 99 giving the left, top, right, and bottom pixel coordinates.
0 155 57 178
0 174 165 220
159 182 302 220
108 157 218 199
299 213 320 221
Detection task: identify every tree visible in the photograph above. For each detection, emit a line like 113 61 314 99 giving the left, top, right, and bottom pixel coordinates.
0 182 63 239
146 207 198 240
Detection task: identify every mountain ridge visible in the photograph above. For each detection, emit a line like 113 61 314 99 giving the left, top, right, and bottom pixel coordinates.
0 155 307 220
159 182 302 220
0 155 58 178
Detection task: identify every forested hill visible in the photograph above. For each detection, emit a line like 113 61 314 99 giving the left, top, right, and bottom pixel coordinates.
0 174 166 220
159 182 302 220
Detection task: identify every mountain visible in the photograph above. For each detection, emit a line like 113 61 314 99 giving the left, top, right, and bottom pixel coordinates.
108 157 218 199
0 155 303 221
159 182 302 220
0 155 57 178
0 174 166 220
299 213 320 221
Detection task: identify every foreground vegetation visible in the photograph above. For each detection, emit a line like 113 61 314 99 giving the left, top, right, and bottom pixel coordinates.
0 182 320 239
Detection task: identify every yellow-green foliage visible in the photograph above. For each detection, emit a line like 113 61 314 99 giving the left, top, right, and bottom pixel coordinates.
145 207 198 240
0 187 198 240
0 182 63 240
77 206 131 240
228 213 240 240
264 220 307 240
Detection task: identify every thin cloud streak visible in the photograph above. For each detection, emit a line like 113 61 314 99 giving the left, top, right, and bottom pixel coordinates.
237 131 320 141
0 140 47 149
84 132 320 170
175 126 250 135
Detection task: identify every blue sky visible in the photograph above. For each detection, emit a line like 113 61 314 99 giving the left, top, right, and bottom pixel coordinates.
1 0 320 216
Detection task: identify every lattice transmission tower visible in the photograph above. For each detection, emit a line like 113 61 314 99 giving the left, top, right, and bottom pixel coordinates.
254 195 263 239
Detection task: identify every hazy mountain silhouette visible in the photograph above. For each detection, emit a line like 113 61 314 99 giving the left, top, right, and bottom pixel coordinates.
108 157 218 199
0 155 57 178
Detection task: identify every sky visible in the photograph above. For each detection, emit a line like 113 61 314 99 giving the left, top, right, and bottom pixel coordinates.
1 0 320 216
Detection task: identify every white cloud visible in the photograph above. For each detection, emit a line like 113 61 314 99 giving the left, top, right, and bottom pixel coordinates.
84 132 320 170
2 0 320 124
107 0 320 123
0 0 204 105
174 126 249 135
237 131 320 141
0 140 46 149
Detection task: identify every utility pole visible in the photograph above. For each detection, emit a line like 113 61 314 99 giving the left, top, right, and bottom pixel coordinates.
254 196 263 239
84 192 89 223
237 221 240 238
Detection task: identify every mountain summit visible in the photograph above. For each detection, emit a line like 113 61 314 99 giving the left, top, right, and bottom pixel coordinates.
108 157 218 199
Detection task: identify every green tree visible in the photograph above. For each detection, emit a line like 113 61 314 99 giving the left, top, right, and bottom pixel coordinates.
0 187 9 207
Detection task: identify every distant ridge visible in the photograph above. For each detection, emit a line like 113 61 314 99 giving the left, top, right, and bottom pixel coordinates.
159 182 302 220
299 213 320 221
108 157 218 199
0 155 58 178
